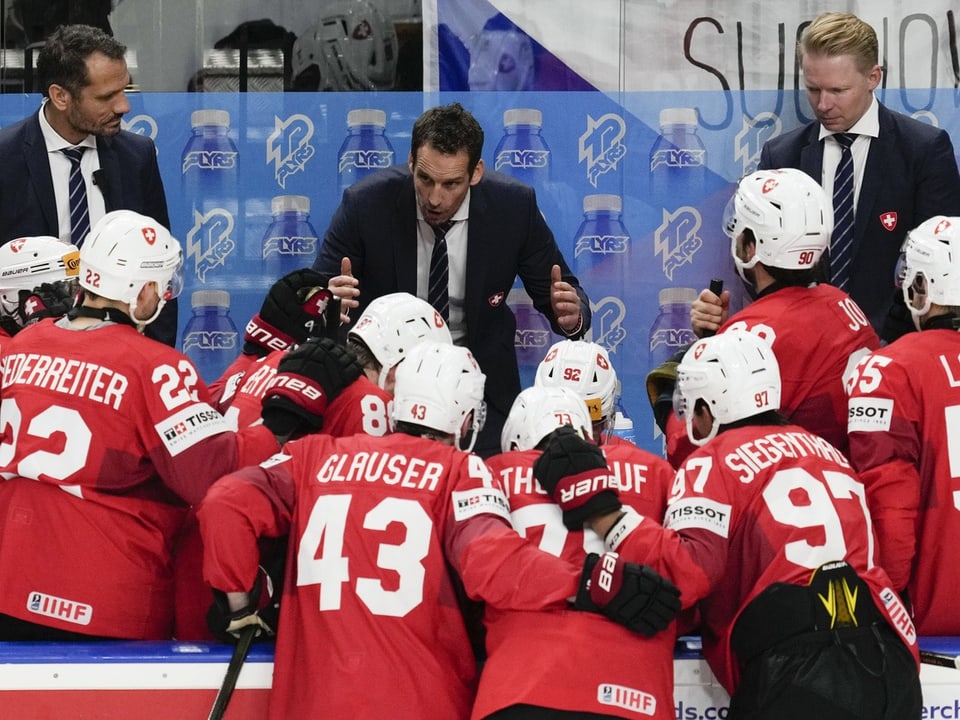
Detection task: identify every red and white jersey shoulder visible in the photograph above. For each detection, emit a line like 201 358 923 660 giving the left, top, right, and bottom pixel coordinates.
846 329 960 634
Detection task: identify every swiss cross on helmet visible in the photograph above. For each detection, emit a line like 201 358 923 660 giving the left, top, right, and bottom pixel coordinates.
897 215 960 328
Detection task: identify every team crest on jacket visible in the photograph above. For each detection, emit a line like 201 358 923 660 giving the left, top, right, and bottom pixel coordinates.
880 211 897 231
488 291 505 307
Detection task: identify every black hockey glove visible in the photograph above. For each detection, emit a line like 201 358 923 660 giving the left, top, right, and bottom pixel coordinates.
533 425 622 530
243 268 332 357
261 337 363 438
575 552 681 637
206 566 280 644
19 282 77 326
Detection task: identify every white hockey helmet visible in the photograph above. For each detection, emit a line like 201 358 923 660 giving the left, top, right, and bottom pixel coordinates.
535 340 619 434
500 385 594 453
79 210 183 326
391 341 487 452
897 215 960 327
723 168 833 279
0 236 79 320
674 330 781 447
292 0 398 91
467 24 535 91
348 292 452 388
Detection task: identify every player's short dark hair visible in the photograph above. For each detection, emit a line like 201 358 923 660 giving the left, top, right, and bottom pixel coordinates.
410 103 484 174
38 23 127 98
394 421 453 443
346 336 381 374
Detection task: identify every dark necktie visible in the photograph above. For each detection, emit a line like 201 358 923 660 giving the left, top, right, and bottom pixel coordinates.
428 220 454 321
830 133 856 291
62 146 90 247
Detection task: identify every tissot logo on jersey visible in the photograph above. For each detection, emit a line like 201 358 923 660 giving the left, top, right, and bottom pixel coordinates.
665 497 732 537
847 397 894 432
27 591 92 626
452 487 512 523
597 683 656 716
155 402 230 456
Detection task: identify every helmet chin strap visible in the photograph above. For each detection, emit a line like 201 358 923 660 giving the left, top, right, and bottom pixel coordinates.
130 297 165 327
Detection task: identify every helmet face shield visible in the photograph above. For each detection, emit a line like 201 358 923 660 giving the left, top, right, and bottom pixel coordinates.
896 216 960 327
164 258 185 302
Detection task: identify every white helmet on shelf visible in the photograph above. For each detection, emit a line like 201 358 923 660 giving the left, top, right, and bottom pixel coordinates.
79 210 183 326
0 236 79 324
500 385 594 453
534 340 619 436
292 0 398 91
391 341 486 452
897 215 960 327
674 330 781 447
722 168 833 279
348 292 452 388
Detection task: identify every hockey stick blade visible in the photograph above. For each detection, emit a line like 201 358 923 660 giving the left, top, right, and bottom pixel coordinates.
920 650 960 669
208 624 258 720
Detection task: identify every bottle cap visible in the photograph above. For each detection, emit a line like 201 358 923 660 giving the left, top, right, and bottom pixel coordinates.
503 108 542 128
658 287 698 305
272 195 310 215
659 107 698 129
347 109 387 128
192 289 230 308
191 109 231 128
583 194 622 213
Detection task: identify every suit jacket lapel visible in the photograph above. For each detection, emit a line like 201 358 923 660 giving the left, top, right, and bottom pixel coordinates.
23 116 58 233
96 135 122 212
395 173 419 295
799 124 824 180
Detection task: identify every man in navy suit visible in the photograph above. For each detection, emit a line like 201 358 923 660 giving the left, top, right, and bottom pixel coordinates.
0 24 175 346
759 12 960 342
314 103 590 456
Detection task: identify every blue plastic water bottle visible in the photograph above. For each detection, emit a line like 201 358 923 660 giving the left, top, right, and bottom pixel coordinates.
181 289 240 384
648 287 698 369
649 107 707 208
572 193 631 305
612 401 637 445
509 287 558 388
493 108 551 188
337 109 394 195
181 109 239 209
180 109 241 287
262 195 319 281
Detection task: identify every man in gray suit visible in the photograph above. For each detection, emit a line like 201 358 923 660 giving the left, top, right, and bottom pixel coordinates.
758 12 960 342
314 103 590 456
0 24 175 345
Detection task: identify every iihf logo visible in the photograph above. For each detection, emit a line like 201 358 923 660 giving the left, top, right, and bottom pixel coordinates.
654 207 703 281
579 113 626 188
267 114 316 189
186 208 236 282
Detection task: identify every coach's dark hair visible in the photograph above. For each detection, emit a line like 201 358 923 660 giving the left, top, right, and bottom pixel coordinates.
38 24 127 98
410 103 484 174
